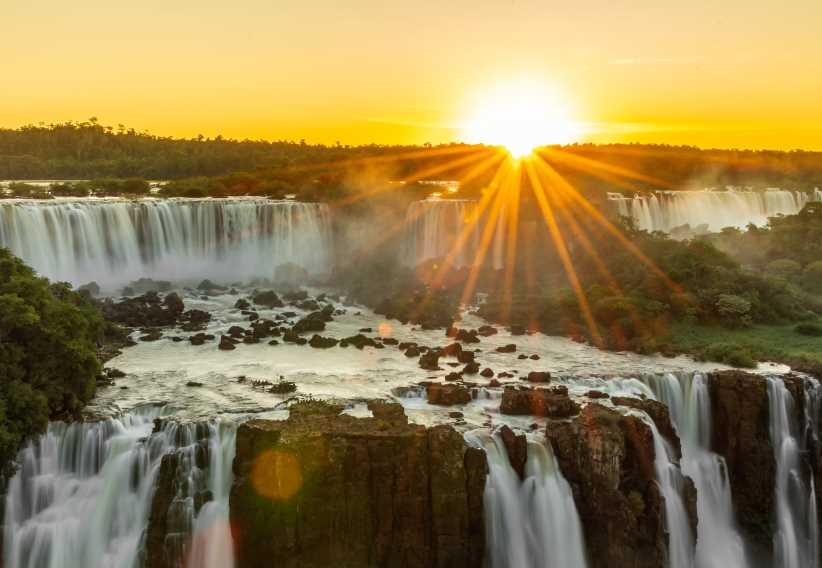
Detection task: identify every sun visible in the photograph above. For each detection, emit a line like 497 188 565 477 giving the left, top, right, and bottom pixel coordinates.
462 80 582 158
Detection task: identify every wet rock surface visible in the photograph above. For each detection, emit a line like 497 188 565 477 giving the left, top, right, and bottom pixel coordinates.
229 401 486 568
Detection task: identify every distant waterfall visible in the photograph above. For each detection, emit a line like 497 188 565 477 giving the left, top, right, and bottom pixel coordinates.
403 199 505 269
465 430 588 568
642 373 749 568
0 198 332 289
608 189 815 233
766 377 820 568
2 408 236 568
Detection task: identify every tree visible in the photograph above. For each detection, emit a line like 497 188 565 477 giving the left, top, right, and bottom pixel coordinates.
0 249 103 472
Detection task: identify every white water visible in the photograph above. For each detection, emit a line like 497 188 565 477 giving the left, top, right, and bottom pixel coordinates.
642 373 749 568
403 199 506 268
609 189 817 233
0 198 332 289
2 408 236 568
767 377 820 568
642 416 696 568
465 430 588 568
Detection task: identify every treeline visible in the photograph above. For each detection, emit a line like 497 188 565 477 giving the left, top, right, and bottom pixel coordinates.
2 121 822 194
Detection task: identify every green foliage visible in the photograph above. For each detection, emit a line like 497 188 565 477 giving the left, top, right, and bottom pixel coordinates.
766 258 802 280
795 322 822 337
715 294 752 328
0 249 103 472
802 261 822 294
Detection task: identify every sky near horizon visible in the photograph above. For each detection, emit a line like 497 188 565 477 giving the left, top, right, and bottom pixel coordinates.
3 0 822 150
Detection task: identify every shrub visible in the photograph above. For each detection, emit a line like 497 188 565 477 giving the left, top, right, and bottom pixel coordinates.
716 294 752 328
802 261 822 295
766 259 802 280
795 322 822 337
700 343 757 368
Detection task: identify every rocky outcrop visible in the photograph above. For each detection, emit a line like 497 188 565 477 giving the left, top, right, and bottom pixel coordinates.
99 291 184 328
547 403 694 568
229 401 486 567
708 370 774 554
500 386 580 418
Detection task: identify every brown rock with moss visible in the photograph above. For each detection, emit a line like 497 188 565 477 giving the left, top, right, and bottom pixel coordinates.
229 400 486 567
546 403 695 568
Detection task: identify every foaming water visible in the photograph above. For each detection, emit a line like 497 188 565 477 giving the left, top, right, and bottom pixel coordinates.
608 189 816 233
2 407 236 568
0 198 332 288
642 373 749 568
767 377 820 568
465 430 587 568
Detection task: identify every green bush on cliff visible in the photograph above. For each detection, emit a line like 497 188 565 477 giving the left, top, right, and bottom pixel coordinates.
0 248 103 472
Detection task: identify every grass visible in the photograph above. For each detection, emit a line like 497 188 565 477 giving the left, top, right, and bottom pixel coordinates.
664 319 822 369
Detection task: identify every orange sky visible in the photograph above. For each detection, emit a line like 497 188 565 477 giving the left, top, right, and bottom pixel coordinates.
3 0 822 150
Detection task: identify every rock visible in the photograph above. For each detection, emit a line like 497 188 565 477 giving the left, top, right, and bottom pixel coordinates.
509 325 526 336
525 371 551 383
309 335 338 349
127 277 172 294
708 370 776 554
268 339 280 346
495 344 517 353
218 335 236 350
455 328 480 344
242 335 261 344
186 381 204 387
105 367 126 378
269 380 297 394
529 354 540 360
498 425 527 479
341 334 378 349
488 379 501 388
497 372 513 379
500 386 580 418
463 362 480 375
139 330 163 342
445 372 462 382
611 397 681 457
100 291 185 328
517 354 528 360
252 290 284 308
228 325 245 338
382 337 398 345
405 346 421 357
586 390 609 399
477 325 497 337
427 383 471 406
179 308 211 332
229 402 485 567
457 350 475 364
283 289 309 302
292 306 334 334
480 368 494 378
189 332 214 345
419 351 441 371
546 403 692 568
442 343 463 357
234 298 251 310
197 279 227 291
78 281 100 297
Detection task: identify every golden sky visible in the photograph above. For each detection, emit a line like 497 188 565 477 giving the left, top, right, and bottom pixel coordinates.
3 0 822 150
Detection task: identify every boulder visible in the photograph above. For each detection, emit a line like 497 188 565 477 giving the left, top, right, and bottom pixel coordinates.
309 335 339 349
419 351 441 371
525 371 551 383
218 335 237 351
498 425 527 480
500 386 580 418
427 383 471 406
495 344 517 353
252 290 284 308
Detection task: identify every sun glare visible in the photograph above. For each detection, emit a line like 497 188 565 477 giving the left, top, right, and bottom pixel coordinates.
462 81 582 158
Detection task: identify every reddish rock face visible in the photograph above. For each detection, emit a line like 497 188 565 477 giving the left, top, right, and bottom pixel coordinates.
229 401 487 568
546 403 694 568
498 425 528 480
500 386 580 418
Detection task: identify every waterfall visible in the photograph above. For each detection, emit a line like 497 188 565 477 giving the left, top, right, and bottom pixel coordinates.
465 429 588 568
766 377 820 568
403 199 505 269
0 198 332 289
2 408 237 568
642 373 749 568
642 416 697 568
609 189 815 233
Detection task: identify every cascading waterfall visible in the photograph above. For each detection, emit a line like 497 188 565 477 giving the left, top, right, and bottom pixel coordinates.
642 373 749 568
0 198 332 289
608 189 816 233
465 429 588 568
2 407 237 568
766 377 820 568
641 416 696 568
403 199 506 269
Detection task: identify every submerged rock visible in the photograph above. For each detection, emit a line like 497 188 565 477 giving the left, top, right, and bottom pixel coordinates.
218 335 236 351
229 401 486 567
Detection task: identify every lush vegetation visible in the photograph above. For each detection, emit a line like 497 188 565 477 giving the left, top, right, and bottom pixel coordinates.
474 206 822 368
3 121 822 203
0 248 104 472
